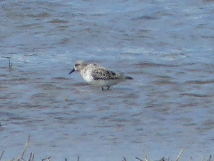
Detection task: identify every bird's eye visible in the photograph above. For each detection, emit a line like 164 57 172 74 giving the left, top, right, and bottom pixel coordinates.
75 64 79 67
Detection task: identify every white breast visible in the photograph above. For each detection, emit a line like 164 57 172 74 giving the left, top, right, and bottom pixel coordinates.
80 65 94 83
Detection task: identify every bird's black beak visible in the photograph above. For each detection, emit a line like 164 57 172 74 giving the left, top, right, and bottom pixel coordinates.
69 68 75 74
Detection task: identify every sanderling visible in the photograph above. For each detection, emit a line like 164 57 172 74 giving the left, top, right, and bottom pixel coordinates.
69 60 133 90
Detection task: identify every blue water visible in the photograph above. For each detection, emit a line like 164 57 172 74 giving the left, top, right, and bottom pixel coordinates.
1 0 214 160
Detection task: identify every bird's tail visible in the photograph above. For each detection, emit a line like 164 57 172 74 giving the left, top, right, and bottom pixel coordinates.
125 76 133 80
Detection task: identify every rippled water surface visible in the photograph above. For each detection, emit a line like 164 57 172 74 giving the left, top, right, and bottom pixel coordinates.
1 0 214 160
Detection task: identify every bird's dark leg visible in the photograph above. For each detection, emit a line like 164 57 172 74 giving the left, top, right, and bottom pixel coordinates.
101 86 110 91
107 86 110 90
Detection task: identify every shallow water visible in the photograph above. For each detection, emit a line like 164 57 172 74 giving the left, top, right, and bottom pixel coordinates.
1 0 214 160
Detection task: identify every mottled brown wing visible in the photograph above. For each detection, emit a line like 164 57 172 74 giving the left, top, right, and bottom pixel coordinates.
92 68 118 80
